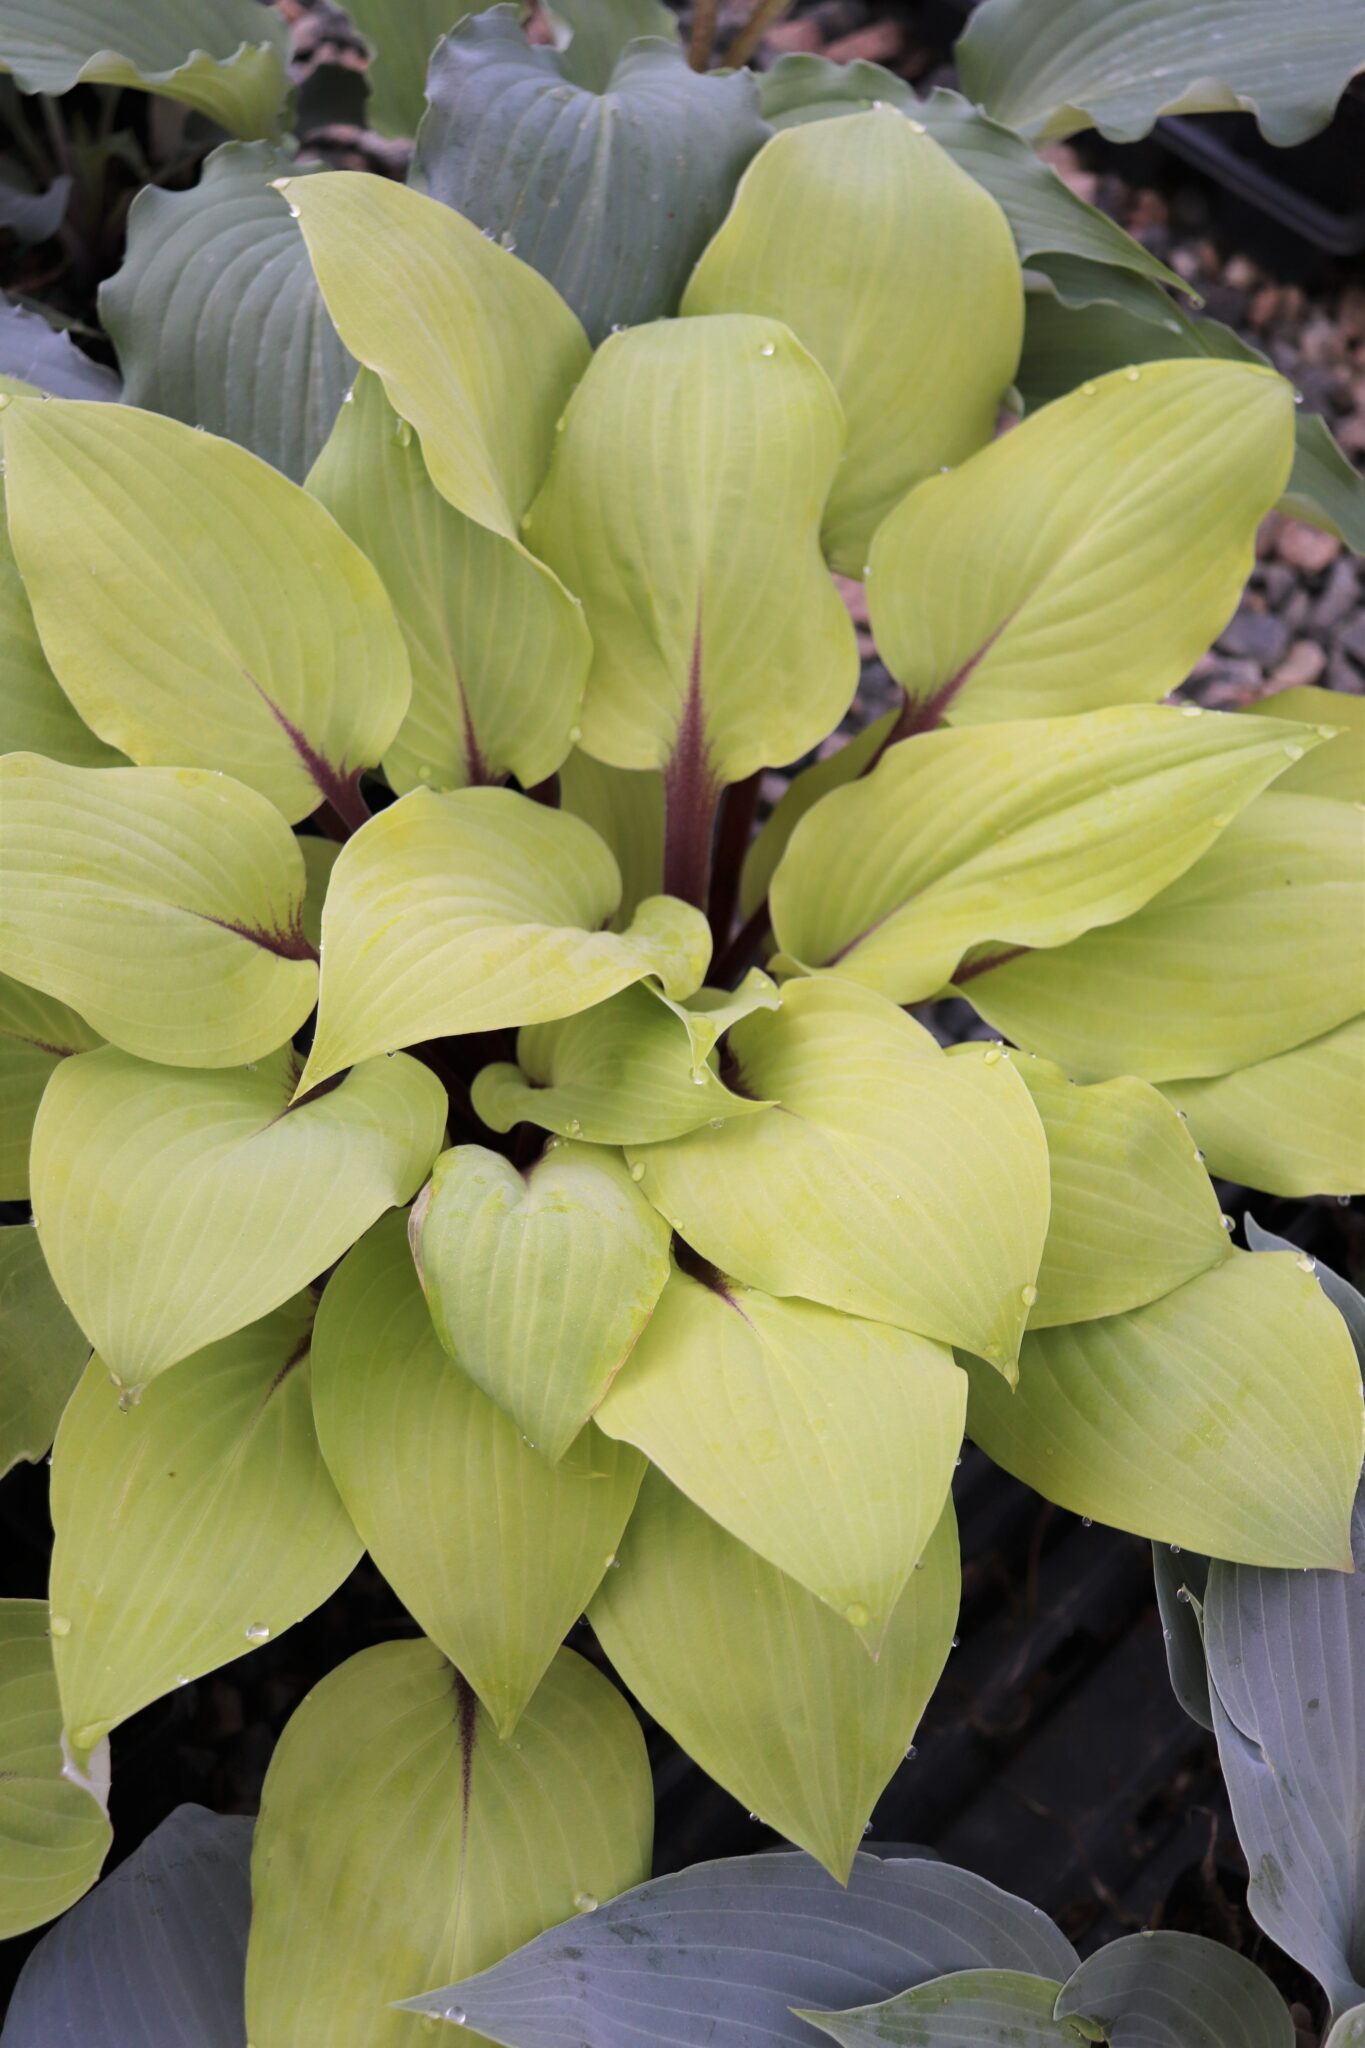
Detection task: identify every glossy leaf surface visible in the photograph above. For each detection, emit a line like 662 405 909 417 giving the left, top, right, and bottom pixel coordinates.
1054 1930 1294 2045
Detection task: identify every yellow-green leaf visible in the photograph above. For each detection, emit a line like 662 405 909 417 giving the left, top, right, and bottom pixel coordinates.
1250 685 1364 801
311 1216 646 1734
334 0 483 136
559 752 664 925
245 1641 652 2048
49 1296 360 1752
965 1250 1364 1568
0 754 316 1067
770 706 1321 1004
2 397 410 824
591 1471 958 1879
31 1045 445 1392
867 361 1294 728
740 714 895 924
0 1601 110 1938
683 109 1022 576
0 1227 88 1478
307 368 590 794
0 976 100 1201
0 493 121 768
596 1260 965 1647
300 787 710 1090
627 977 1050 1376
412 1140 670 1461
526 315 858 784
1161 1015 1365 1199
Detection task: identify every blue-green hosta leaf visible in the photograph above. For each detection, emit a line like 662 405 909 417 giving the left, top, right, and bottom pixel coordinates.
0 1805 252 2048
307 369 589 795
415 6 766 345
1205 1485 1365 2017
472 979 774 1146
49 1297 361 1752
802 1970 1076 2045
969 792 1365 1081
627 977 1050 1377
770 706 1312 1010
1327 2014 1365 2048
343 0 484 136
683 108 1022 577
0 0 290 139
1 397 411 825
528 313 857 789
0 300 118 402
0 1226 88 1478
0 755 317 1068
592 1469 959 1879
1162 1016 1365 1200
412 1140 670 1462
957 0 1365 147
595 1258 966 1648
99 143 353 484
0 977 101 1201
964 1249 1364 1568
543 0 678 88
30 1044 445 1393
312 1216 645 1735
0 1601 110 1939
299 788 710 1090
245 1641 653 2048
402 1851 1080 2044
866 362 1293 727
1054 1931 1294 2046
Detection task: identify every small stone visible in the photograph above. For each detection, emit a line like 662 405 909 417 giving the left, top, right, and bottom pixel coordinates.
1270 640 1327 690
1314 558 1360 631
1276 519 1341 575
1248 285 1281 330
1218 607 1290 666
1223 253 1260 292
1341 615 1365 670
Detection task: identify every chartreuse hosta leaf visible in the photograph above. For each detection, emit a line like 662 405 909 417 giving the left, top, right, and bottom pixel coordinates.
31 1045 444 1393
970 792 1365 1081
1251 685 1365 802
296 835 339 954
245 1640 652 2048
558 752 664 925
0 491 120 768
526 314 858 795
802 1970 1073 2045
956 0 1365 147
300 788 710 1090
683 109 1022 577
307 370 590 794
412 1140 670 1462
0 755 316 1068
0 0 290 139
404 1852 1082 2044
866 362 1293 729
628 978 1048 1376
48 1295 360 1753
0 976 100 1201
595 1259 965 1649
1162 1016 1365 1200
312 1216 645 1735
965 1249 1364 1568
997 1050 1230 1327
473 977 775 1146
1 399 411 825
0 1601 111 1938
769 707 1322 1005
592 1470 958 1879
1055 1932 1295 2047
740 715 895 924
0 1228 88 1479
285 171 589 542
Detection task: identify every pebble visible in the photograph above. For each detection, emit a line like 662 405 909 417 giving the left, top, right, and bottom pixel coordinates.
1270 640 1328 690
1219 607 1290 666
1276 520 1342 575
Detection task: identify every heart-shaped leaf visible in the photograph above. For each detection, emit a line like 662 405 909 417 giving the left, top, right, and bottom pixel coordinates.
1 397 411 825
300 787 710 1090
802 1970 1073 2045
413 1140 670 1461
49 1296 361 1751
866 362 1293 730
0 1226 88 1477
0 1600 110 1938
1162 1016 1365 1200
1054 1930 1294 2046
964 1248 1364 1568
415 6 766 345
30 1044 445 1391
0 754 317 1067
683 109 1022 576
245 1641 652 2048
628 977 1049 1374
770 707 1321 1005
591 1469 958 1878
99 142 354 484
595 1259 966 1646
526 314 858 793
0 977 100 1200
312 1216 645 1734
307 370 589 795
1 1804 253 2048
402 1850 1080 2045
543 0 678 87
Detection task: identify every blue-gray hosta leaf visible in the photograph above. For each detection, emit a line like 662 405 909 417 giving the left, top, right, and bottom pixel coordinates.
1055 1931 1295 2046
0 298 119 399
400 1851 1080 2044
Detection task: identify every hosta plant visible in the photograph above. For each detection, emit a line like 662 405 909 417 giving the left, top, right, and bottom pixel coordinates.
1 1 1364 2043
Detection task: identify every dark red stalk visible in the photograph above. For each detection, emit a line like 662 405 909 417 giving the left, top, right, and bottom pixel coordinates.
707 769 762 947
662 611 720 913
